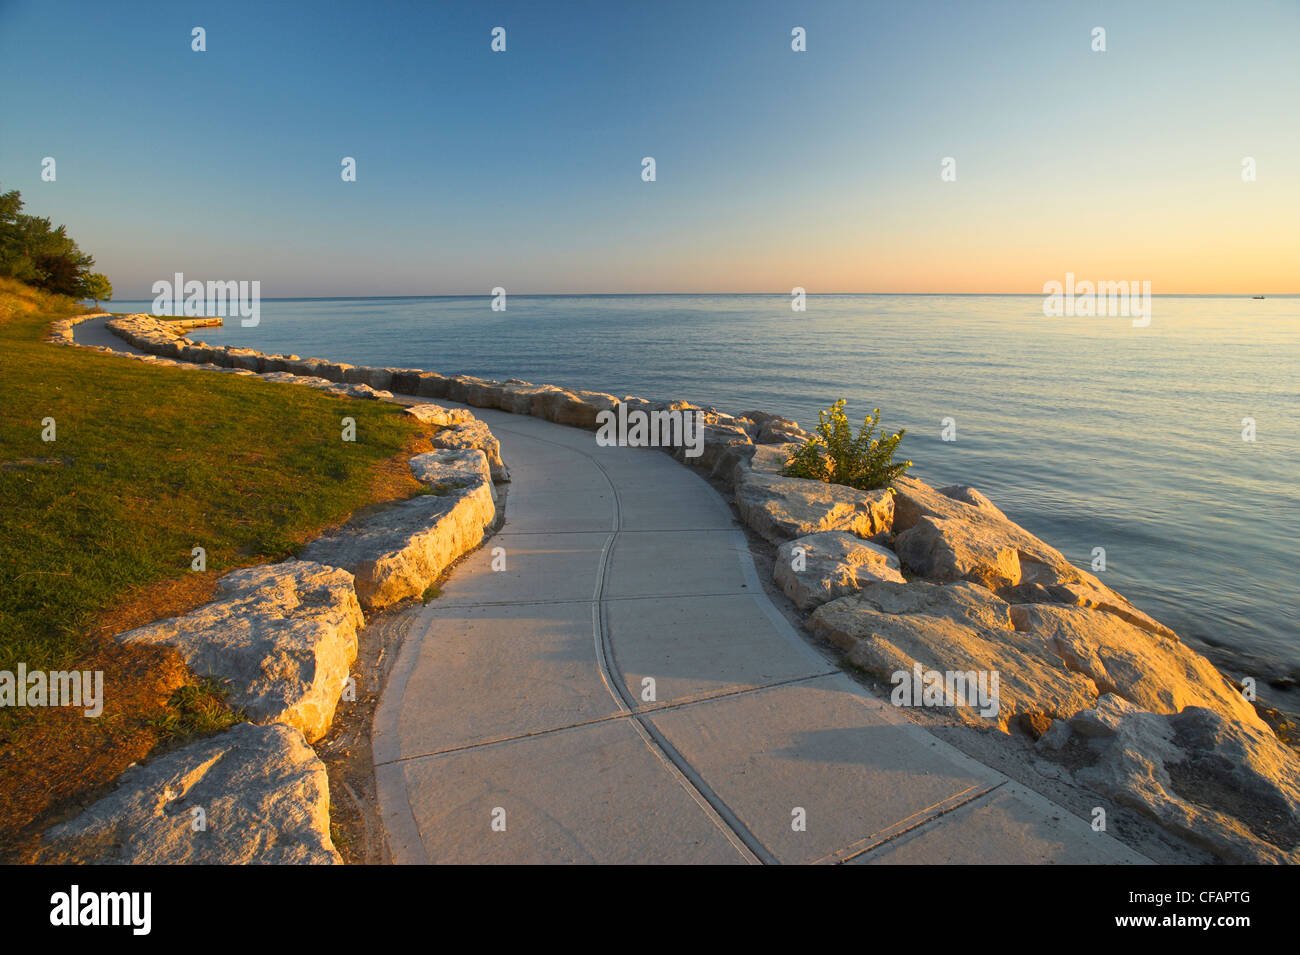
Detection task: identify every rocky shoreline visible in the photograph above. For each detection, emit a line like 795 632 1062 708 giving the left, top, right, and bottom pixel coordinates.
41 312 1300 864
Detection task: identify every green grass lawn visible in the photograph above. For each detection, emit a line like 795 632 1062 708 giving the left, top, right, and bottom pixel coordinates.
0 278 426 852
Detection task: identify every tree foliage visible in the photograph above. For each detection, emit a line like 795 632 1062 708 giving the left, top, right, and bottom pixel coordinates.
782 399 912 490
82 273 113 306
0 184 98 297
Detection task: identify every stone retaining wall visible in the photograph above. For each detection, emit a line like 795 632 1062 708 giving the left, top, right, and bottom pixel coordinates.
41 316 508 864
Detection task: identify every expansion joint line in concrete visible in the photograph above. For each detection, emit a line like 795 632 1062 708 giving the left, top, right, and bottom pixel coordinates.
420 590 787 611
510 428 775 865
373 670 844 767
814 781 1008 865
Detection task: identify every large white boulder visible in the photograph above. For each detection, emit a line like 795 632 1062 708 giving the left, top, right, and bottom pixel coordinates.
497 380 562 414
37 722 340 864
894 515 1023 590
774 531 905 610
735 469 894 544
1010 603 1266 731
116 560 363 742
809 580 1099 732
408 447 493 488
299 480 496 611
404 402 477 427
429 418 510 482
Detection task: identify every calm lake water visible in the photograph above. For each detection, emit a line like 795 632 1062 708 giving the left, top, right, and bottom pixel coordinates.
114 293 1300 713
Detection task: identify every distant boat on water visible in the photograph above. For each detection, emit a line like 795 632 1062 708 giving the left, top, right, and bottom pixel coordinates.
1252 295 1265 299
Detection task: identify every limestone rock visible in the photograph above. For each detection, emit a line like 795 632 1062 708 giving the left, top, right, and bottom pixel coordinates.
670 418 755 476
461 378 507 409
363 366 394 390
893 476 1007 533
1009 603 1266 731
624 396 695 417
894 516 1023 590
550 390 620 430
934 484 1006 516
495 381 555 414
409 448 498 503
325 381 392 400
1012 561 1178 640
893 476 1176 639
892 477 1073 579
1049 696 1300 864
442 375 489 405
734 468 894 544
416 372 451 399
285 358 331 378
299 482 495 611
759 418 809 444
738 410 778 428
315 361 353 382
37 722 339 864
343 366 393 390
117 560 363 742
408 448 492 487
738 411 807 444
179 343 216 364
697 424 756 479
280 374 336 391
404 403 477 428
808 580 1099 732
774 531 905 610
226 348 263 372
258 371 303 385
389 369 424 395
730 442 795 484
430 418 510 482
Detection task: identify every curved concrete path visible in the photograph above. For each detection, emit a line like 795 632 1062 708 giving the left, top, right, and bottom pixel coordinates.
373 403 1150 865
72 313 148 353
70 321 1147 865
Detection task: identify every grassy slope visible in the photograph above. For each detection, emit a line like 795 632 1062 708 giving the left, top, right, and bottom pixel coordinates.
0 278 425 854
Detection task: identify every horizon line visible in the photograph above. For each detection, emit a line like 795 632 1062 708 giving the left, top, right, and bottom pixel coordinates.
106 290 1299 300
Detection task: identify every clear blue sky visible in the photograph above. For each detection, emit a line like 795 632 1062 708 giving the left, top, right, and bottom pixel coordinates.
2 0 1297 295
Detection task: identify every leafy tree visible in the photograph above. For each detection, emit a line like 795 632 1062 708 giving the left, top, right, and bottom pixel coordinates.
782 399 912 490
0 188 20 228
82 272 113 307
0 183 97 296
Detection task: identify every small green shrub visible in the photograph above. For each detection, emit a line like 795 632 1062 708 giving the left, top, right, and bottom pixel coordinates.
782 399 912 490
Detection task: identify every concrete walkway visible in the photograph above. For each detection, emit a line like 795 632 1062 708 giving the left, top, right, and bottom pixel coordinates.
373 404 1149 865
71 320 1147 864
72 313 148 353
